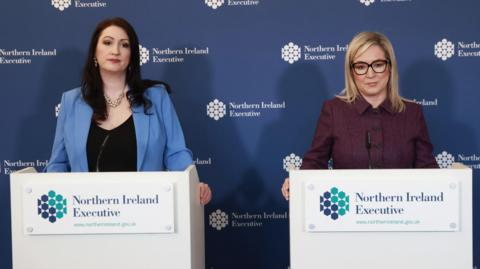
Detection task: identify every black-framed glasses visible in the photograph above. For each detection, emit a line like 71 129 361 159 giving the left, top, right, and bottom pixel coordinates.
351 59 390 75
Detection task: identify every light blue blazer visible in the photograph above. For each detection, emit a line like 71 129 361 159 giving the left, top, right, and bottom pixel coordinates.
45 85 193 172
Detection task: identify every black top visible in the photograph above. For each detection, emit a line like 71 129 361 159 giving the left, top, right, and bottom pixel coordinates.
87 115 137 172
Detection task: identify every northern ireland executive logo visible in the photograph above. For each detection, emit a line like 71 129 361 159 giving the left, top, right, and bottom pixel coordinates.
51 0 108 11
139 44 150 66
51 0 71 11
136 44 209 64
281 41 347 63
209 209 287 230
283 153 302 172
205 0 260 10
359 0 375 6
358 0 413 6
207 99 227 121
320 187 350 220
206 98 286 120
209 209 229 230
281 42 302 64
434 38 480 60
434 39 455 61
38 190 67 223
205 0 225 9
436 151 455 168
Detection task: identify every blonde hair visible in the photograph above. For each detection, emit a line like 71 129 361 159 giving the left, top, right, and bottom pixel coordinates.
338 31 405 112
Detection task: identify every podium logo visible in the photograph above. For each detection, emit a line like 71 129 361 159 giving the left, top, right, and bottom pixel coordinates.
139 45 150 66
359 0 375 6
38 190 67 223
55 103 61 117
205 0 225 9
207 99 227 120
51 0 72 11
281 42 301 64
434 39 455 61
436 151 455 168
209 209 229 230
320 187 350 220
283 153 302 172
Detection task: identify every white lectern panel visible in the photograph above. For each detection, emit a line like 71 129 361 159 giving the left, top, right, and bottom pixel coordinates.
304 178 459 232
11 165 205 269
290 168 472 269
23 181 175 235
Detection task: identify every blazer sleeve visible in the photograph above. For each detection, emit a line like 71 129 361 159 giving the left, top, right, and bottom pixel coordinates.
44 93 71 172
157 89 193 171
301 100 334 169
414 105 439 168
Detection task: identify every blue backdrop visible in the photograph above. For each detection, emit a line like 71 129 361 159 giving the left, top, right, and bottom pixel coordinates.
1 1 479 268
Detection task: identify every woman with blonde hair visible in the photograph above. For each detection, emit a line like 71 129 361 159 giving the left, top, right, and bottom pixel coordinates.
282 31 437 200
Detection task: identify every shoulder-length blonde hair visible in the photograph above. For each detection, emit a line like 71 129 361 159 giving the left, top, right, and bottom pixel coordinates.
338 31 405 112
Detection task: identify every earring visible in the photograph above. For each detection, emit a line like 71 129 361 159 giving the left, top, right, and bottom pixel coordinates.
93 57 98 67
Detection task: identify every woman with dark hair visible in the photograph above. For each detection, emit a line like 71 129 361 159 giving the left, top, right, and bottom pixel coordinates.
45 17 211 205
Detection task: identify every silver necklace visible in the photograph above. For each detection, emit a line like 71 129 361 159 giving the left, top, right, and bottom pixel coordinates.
104 86 127 108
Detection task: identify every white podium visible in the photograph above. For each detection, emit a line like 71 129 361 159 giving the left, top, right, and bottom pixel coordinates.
289 167 472 269
10 165 205 269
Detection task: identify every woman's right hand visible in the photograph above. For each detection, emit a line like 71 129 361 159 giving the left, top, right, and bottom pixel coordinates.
199 182 212 205
281 177 290 201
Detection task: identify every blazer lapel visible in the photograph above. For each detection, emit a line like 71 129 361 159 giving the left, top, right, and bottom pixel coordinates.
132 105 149 171
75 98 93 172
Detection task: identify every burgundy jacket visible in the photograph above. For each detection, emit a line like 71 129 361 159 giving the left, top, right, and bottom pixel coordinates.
301 97 438 169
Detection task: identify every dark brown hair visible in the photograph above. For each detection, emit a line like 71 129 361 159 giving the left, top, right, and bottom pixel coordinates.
81 17 170 121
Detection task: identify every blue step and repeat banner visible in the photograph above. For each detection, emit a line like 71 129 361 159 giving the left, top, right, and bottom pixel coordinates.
1 0 479 268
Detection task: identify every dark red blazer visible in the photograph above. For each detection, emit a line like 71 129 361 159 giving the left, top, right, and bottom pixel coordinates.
301 97 439 169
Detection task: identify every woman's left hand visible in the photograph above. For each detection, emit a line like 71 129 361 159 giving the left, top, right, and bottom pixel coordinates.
199 182 212 205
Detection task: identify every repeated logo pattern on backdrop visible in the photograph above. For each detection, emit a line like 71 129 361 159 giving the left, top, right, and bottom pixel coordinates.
205 0 224 9
1 1 479 268
37 190 67 223
434 39 455 61
281 43 302 64
359 0 375 7
208 209 288 231
436 151 455 169
358 0 414 7
206 98 286 120
50 0 108 10
434 38 480 60
283 153 302 172
206 99 227 120
135 44 209 64
139 45 150 66
51 0 71 11
205 0 260 10
209 209 229 231
281 41 348 63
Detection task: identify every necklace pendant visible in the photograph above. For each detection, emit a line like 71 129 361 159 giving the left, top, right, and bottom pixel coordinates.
105 92 124 108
